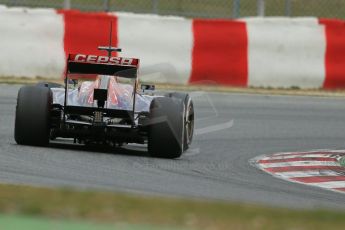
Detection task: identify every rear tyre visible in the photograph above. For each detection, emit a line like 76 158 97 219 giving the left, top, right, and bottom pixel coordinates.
166 93 194 151
148 97 184 159
14 86 52 146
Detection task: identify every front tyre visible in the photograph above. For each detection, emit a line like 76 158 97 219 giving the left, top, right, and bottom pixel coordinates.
14 86 52 146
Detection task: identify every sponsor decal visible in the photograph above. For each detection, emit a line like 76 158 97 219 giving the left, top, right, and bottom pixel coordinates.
70 54 138 66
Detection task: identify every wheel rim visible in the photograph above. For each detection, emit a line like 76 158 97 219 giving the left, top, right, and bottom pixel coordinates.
185 100 194 145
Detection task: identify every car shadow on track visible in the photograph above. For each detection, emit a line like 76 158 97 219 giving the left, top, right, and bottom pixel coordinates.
48 141 151 158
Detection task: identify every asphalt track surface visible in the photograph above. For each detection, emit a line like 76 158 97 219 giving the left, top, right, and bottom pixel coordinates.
1 84 345 210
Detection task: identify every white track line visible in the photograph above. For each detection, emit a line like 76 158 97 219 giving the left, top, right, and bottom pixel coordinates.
260 161 338 168
261 154 335 160
274 170 342 178
308 181 345 189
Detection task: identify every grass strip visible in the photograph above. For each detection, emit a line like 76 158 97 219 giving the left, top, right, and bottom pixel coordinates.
0 0 343 19
0 184 344 230
0 215 180 230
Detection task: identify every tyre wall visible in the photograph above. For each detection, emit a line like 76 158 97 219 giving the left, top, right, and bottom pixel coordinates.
1 5 345 89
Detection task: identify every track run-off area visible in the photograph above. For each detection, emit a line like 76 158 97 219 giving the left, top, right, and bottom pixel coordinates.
1 84 345 210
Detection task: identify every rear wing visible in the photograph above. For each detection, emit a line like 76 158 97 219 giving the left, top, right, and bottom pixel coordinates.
66 54 140 78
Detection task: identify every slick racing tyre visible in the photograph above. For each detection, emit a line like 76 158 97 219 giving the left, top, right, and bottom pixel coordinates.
148 97 184 159
166 92 194 151
14 86 52 146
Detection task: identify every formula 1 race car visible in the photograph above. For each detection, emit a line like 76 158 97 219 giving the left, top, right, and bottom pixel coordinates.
14 45 194 159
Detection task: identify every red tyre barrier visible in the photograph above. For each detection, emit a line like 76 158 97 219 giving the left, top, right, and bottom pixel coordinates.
3 5 345 89
319 19 345 89
58 10 118 59
190 19 248 86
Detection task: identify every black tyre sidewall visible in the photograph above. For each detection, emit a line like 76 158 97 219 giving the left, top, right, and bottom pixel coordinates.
15 86 52 146
148 97 184 158
166 92 194 151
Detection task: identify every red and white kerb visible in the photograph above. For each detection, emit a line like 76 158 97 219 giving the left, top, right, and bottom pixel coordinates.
252 150 345 194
